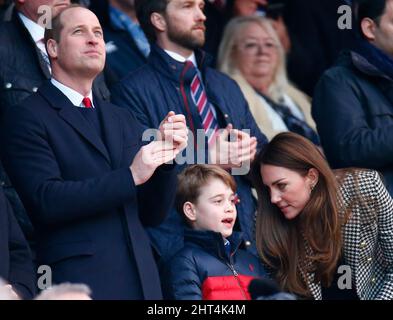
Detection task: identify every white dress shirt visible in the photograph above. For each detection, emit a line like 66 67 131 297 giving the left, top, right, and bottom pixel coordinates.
164 50 198 67
18 13 47 56
51 78 95 108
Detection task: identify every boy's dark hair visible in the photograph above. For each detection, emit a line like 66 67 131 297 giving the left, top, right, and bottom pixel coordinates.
175 164 237 218
135 0 170 43
354 0 387 37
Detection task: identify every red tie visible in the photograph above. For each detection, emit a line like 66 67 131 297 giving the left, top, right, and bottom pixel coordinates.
82 97 93 108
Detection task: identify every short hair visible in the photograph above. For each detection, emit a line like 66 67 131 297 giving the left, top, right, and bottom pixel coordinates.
135 0 169 43
43 4 84 49
354 0 388 36
34 283 92 300
175 164 237 216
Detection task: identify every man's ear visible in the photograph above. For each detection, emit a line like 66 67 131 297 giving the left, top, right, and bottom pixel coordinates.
183 202 197 222
361 17 377 41
46 39 58 59
151 12 166 32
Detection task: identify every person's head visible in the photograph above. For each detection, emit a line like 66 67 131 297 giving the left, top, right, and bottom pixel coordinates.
176 164 238 239
233 0 267 17
218 16 287 98
15 0 70 23
44 5 106 83
34 283 92 300
135 0 206 56
355 0 393 56
252 132 344 297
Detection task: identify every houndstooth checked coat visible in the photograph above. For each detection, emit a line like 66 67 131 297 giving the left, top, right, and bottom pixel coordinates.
306 170 393 300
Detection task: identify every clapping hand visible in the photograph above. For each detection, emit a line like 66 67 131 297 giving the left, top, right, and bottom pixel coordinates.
209 124 257 169
130 112 188 186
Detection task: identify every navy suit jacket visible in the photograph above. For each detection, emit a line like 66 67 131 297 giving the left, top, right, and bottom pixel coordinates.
0 81 176 299
0 186 35 299
0 5 111 246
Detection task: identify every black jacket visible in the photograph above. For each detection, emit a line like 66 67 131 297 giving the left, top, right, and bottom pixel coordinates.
0 81 177 299
312 50 393 195
0 6 110 242
0 186 35 299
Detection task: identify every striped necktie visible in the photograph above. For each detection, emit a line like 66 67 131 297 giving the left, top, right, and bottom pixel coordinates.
37 38 51 72
186 61 219 145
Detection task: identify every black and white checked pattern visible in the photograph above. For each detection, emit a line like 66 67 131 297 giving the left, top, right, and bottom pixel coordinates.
306 170 393 300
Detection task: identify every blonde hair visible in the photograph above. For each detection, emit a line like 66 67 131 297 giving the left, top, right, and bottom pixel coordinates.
218 16 288 104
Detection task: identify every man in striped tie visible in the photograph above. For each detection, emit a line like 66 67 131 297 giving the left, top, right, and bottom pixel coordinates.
112 0 269 262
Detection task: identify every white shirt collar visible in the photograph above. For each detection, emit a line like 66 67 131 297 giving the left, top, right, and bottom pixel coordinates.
18 12 45 43
164 50 198 67
50 78 94 108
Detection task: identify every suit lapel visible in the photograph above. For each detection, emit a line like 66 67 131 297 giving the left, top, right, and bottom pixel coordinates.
39 81 111 164
96 98 123 169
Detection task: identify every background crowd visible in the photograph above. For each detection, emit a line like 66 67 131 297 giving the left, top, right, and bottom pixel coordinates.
0 0 392 300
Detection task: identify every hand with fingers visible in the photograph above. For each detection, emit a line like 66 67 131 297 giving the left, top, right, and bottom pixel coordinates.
130 140 180 186
158 111 188 154
209 124 258 169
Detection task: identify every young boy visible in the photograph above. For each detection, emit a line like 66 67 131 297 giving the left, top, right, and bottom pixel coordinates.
162 164 266 300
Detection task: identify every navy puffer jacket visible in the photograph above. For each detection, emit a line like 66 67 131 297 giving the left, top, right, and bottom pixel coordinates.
161 229 267 300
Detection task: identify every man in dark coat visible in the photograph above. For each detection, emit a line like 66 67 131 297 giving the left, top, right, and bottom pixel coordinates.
112 0 268 262
0 186 35 300
312 0 393 195
1 5 188 299
0 0 110 245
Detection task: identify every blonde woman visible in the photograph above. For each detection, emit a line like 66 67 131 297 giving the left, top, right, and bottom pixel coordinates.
218 16 317 143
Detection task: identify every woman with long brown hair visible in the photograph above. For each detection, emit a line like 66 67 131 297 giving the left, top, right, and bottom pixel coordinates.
252 132 393 300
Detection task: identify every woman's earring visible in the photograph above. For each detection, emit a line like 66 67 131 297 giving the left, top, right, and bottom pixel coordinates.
310 184 315 192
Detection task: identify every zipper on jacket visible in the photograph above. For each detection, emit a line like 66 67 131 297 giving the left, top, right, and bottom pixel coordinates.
226 262 248 300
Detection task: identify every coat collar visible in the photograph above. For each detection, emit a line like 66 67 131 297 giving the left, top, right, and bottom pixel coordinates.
184 228 244 261
147 44 212 84
350 51 389 79
37 81 122 167
146 44 231 124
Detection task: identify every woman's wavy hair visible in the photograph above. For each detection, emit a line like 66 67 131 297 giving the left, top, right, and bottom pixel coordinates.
251 132 349 298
